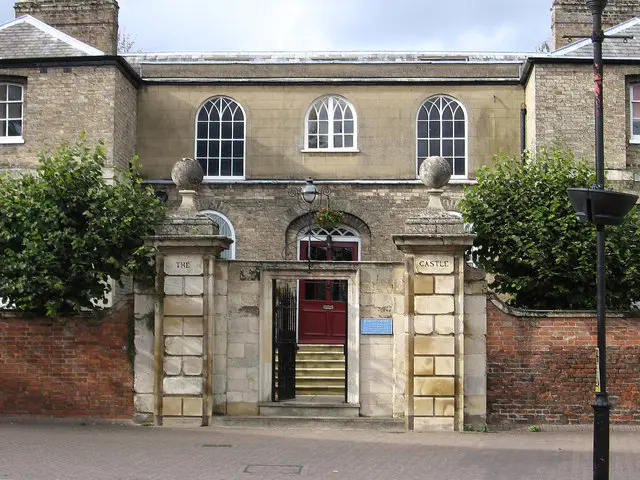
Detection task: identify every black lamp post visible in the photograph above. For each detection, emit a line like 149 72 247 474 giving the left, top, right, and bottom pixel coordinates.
587 3 611 479
567 2 638 479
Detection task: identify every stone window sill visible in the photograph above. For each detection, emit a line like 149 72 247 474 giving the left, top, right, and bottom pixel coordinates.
301 148 360 153
0 137 24 145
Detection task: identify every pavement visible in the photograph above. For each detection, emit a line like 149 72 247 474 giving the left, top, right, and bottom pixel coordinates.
0 421 639 480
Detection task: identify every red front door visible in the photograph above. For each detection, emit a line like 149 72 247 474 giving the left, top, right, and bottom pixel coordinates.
298 279 347 344
298 241 357 344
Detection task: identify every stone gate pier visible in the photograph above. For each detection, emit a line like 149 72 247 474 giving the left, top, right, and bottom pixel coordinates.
134 159 231 426
393 157 486 431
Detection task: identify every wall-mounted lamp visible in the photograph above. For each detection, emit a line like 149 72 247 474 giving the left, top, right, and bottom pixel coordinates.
301 178 319 204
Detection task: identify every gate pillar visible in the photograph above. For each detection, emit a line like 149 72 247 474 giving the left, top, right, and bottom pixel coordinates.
134 159 232 427
393 157 474 432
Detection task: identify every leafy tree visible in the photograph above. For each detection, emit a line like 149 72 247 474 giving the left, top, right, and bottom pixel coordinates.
535 39 551 53
0 139 164 317
460 148 640 310
117 29 138 53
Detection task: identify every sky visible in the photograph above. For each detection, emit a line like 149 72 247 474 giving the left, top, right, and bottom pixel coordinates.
0 0 553 53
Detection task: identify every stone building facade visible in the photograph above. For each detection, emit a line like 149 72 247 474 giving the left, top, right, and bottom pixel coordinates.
2 0 640 429
526 5 640 189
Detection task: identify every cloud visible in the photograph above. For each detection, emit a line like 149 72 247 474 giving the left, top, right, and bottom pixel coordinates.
1 0 552 53
451 24 520 52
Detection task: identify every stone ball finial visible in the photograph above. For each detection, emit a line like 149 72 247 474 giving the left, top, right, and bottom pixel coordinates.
418 156 452 189
171 158 204 189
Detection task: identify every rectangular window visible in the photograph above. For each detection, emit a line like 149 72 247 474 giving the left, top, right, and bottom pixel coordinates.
631 85 640 143
0 83 24 144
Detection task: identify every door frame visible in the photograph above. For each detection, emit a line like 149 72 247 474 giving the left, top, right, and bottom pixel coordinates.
260 266 360 405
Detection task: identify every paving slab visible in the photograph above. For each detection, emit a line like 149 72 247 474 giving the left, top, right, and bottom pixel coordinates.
0 421 639 479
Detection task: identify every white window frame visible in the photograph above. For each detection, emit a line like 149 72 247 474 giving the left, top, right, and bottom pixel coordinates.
303 95 358 152
630 84 640 144
199 210 236 259
416 94 468 179
194 96 246 179
0 83 24 144
296 225 361 261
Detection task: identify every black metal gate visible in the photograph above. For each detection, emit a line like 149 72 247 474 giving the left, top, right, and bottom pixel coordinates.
272 280 297 401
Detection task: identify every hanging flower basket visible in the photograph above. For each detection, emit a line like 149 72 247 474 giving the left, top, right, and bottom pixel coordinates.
314 207 344 228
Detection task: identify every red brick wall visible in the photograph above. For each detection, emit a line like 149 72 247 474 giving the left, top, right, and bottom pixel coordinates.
487 299 640 425
0 302 133 419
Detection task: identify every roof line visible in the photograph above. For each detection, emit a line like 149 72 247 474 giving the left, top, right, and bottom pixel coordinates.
550 17 640 57
121 50 532 58
0 14 105 56
0 56 142 88
131 60 525 66
138 77 521 85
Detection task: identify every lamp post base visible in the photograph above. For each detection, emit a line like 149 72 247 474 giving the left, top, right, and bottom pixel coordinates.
593 392 611 480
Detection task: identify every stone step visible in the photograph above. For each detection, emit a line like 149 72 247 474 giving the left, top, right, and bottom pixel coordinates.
274 387 345 397
295 385 345 396
275 351 345 361
259 401 358 418
274 383 346 397
212 416 405 431
294 358 345 367
295 352 345 361
297 344 345 353
294 376 345 386
275 363 344 372
295 358 344 365
295 367 345 377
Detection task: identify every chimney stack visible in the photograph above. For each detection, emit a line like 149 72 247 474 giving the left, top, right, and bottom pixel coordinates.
14 1 119 54
552 0 640 50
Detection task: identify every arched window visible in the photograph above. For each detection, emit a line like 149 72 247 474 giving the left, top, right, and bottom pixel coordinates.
195 97 245 178
417 95 467 178
305 95 357 150
0 83 23 143
298 225 360 261
200 210 236 259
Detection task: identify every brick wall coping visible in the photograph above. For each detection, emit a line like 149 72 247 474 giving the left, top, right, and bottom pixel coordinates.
0 297 132 320
489 295 640 319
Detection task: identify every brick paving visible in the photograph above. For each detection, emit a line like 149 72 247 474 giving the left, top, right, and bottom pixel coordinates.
0 421 639 479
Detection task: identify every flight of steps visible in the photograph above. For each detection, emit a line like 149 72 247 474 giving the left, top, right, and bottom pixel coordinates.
295 344 345 397
253 343 403 426
262 343 356 418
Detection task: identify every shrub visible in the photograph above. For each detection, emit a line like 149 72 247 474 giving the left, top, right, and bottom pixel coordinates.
0 139 165 317
459 148 640 310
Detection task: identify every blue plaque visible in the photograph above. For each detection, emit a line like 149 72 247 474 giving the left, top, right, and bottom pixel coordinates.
361 318 393 335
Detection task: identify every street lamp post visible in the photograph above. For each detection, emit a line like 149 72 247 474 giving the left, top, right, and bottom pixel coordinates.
585 2 610 479
568 2 638 479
